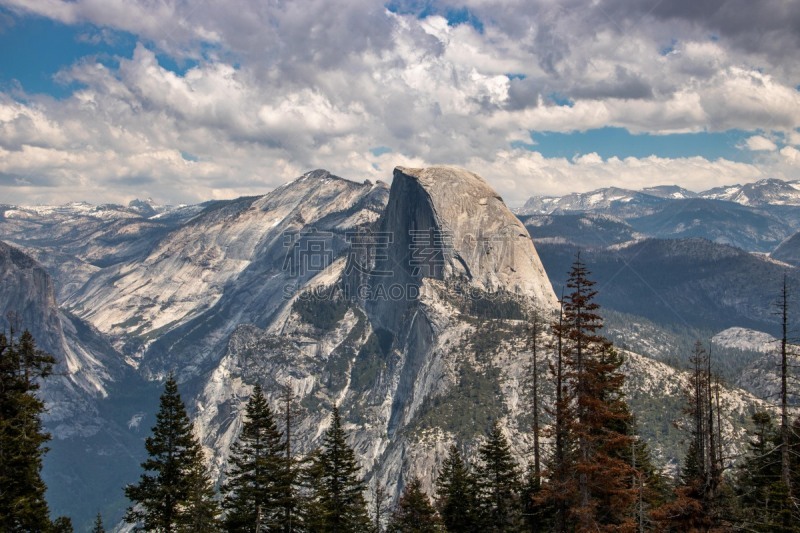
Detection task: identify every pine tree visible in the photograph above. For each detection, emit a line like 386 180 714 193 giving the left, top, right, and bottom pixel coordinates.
124 373 218 532
435 445 481 532
178 450 222 532
735 411 798 532
222 384 286 532
386 476 442 533
91 513 105 533
0 328 56 532
305 406 371 532
538 257 643 532
371 479 390 533
50 516 73 532
476 421 522 530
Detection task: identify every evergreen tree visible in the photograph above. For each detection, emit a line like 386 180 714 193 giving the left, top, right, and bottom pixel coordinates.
179 450 222 532
50 516 73 532
124 374 218 532
0 329 56 532
435 445 480 532
386 476 442 533
222 384 286 532
297 448 327 531
735 411 798 532
538 257 643 531
476 421 522 530
305 406 370 532
91 513 105 533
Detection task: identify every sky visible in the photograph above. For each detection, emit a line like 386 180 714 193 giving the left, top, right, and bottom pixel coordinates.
0 0 799 206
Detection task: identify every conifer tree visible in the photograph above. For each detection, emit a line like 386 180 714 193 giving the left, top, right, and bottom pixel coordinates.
386 476 442 533
539 257 643 531
0 328 56 532
91 513 105 533
179 451 222 532
305 406 370 532
476 421 522 530
50 516 73 532
435 445 480 532
124 374 218 532
537 295 575 533
735 411 799 532
222 384 286 532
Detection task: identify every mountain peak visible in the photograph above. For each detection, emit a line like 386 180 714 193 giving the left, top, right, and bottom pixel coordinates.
386 166 557 305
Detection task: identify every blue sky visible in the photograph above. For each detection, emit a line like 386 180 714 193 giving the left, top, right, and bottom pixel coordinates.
0 1 798 204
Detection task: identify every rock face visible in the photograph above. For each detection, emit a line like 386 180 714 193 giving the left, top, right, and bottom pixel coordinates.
195 166 559 495
369 166 556 336
67 170 388 379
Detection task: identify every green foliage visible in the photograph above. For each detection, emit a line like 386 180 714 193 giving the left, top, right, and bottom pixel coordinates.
0 329 57 532
292 291 350 331
350 329 393 391
387 477 442 533
414 363 504 441
124 374 220 532
301 406 370 532
50 516 73 532
734 411 800 532
222 384 289 532
435 446 481 533
466 295 525 321
91 513 105 533
475 422 522 530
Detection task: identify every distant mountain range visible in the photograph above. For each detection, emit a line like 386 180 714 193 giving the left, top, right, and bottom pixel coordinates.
519 177 800 215
518 177 800 254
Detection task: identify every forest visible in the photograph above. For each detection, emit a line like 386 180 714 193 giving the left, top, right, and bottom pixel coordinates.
2 258 799 532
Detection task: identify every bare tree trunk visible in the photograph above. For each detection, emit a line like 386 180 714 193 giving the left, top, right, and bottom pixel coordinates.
530 312 541 481
555 296 567 533
780 275 792 503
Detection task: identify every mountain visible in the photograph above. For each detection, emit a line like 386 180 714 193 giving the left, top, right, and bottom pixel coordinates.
66 170 388 379
771 230 800 266
518 186 667 217
520 177 800 216
521 213 641 248
517 177 800 252
189 167 764 505
626 198 791 252
536 238 796 335
701 178 800 206
0 167 779 529
0 201 202 301
642 185 698 200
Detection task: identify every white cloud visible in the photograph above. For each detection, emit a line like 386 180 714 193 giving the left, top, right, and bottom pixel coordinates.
744 135 778 152
1 0 799 204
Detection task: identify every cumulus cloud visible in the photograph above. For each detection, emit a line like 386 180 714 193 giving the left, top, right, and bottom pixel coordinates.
744 135 778 152
0 0 799 204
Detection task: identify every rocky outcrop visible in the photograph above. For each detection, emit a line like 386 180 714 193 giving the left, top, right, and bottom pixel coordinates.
369 166 557 333
68 170 389 379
